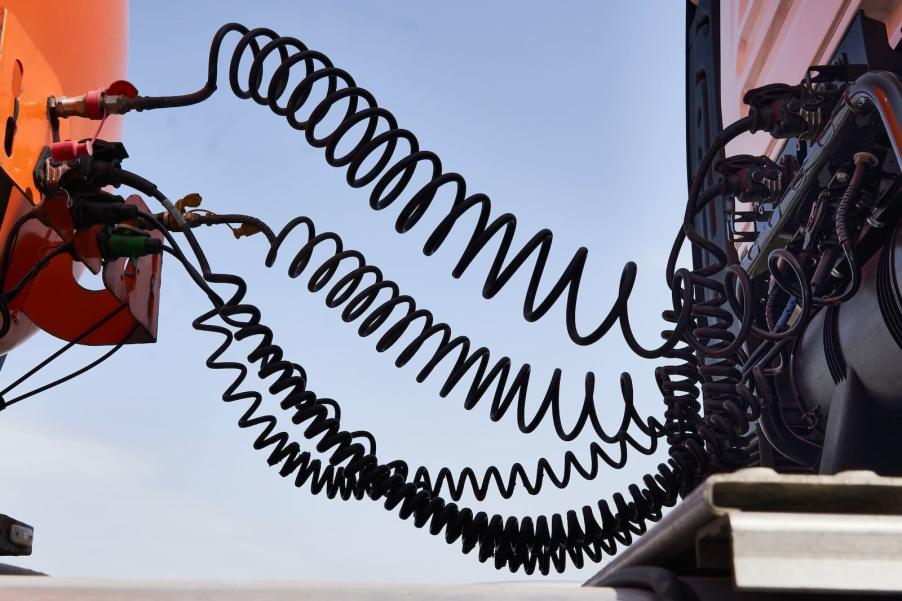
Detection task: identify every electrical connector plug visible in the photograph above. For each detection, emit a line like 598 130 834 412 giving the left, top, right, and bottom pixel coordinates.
744 82 839 140
72 200 139 227
100 231 163 260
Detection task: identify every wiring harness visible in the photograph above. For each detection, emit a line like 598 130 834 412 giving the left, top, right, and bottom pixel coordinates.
112 24 757 572
10 22 898 575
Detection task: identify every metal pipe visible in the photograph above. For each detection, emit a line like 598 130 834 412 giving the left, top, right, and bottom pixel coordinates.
845 70 902 166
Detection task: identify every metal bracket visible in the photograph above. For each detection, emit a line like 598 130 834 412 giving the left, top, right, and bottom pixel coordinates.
585 468 902 595
0 514 33 556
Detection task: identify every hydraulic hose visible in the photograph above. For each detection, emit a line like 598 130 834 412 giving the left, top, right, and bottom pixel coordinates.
125 23 700 356
171 209 665 501
98 20 799 572
119 171 683 575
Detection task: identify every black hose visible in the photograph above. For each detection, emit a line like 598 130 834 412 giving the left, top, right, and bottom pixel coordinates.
101 20 807 572
125 23 719 357
117 20 772 486
11 22 860 573
820 159 868 304
160 235 683 575
114 165 685 575
100 18 781 570
174 211 665 502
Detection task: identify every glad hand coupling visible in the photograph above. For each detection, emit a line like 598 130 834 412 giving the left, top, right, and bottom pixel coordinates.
47 79 139 121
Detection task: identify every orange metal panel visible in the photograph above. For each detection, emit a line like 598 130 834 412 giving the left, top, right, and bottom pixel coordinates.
0 2 162 353
21 194 162 346
0 9 70 196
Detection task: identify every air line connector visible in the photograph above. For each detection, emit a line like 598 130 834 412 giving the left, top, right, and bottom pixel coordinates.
100 232 163 260
48 80 139 120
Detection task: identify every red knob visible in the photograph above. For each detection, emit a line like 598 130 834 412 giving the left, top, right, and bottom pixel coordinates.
50 140 92 161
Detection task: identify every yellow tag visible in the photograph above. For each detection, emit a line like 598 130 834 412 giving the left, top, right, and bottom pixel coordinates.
176 193 202 211
233 224 261 238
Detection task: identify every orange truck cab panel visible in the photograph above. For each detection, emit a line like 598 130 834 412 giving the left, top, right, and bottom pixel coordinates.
0 1 162 355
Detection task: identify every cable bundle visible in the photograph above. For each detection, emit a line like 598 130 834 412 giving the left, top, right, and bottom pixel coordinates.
115 23 770 572
9 20 850 575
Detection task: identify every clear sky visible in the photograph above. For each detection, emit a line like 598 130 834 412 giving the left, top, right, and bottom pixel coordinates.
0 0 688 584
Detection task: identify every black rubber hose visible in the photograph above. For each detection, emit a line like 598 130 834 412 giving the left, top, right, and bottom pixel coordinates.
102 20 788 571
116 21 767 486
820 159 868 304
124 23 745 358
172 211 666 501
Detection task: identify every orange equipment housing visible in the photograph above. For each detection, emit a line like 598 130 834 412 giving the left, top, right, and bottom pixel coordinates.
0 1 161 356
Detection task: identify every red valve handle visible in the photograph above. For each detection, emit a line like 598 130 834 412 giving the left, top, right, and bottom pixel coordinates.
106 80 138 98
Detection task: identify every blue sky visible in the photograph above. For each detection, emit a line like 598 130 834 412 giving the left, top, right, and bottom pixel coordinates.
0 0 688 583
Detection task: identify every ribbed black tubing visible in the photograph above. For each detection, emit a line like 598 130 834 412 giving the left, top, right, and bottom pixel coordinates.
130 23 699 355
110 21 776 574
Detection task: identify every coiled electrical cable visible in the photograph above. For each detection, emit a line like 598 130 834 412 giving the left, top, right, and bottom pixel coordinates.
118 169 685 575
104 20 824 570
115 20 771 490
126 23 698 357
3 17 879 575
171 209 664 501
659 115 764 476
105 17 783 563
111 110 755 576
121 21 777 481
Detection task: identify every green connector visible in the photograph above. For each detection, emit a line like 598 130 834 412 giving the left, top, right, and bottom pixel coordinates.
104 233 162 259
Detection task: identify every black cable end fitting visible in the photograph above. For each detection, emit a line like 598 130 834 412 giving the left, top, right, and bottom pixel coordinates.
744 84 809 139
100 231 162 260
716 154 782 204
73 201 139 227
743 83 839 140
144 238 164 255
35 138 128 192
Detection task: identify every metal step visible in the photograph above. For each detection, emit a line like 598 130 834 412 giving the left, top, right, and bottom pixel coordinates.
586 468 902 597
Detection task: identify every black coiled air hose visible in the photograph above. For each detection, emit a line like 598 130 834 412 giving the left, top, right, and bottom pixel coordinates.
192 291 681 575
113 21 768 571
660 116 762 477
120 170 683 575
126 23 695 357
115 123 754 577
172 210 665 502
126 22 761 481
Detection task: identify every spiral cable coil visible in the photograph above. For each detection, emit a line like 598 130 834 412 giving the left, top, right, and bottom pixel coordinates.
100 23 814 573
165 208 669 500
118 169 686 575
128 23 768 479
252 214 666 500
130 23 704 356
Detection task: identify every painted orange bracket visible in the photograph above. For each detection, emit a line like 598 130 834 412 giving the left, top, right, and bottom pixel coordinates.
14 194 162 347
0 7 162 354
